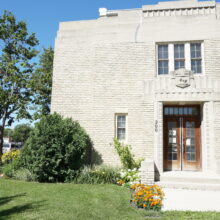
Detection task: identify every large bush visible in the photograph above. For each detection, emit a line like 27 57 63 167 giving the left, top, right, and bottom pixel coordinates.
22 113 91 182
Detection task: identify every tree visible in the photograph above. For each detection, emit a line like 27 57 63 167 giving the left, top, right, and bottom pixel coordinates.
32 47 53 118
22 113 91 182
12 124 32 143
0 11 38 156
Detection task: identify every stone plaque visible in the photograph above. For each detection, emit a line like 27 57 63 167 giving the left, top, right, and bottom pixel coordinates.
172 69 194 88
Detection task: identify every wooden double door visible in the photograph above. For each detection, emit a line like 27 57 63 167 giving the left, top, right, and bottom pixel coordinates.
163 106 201 171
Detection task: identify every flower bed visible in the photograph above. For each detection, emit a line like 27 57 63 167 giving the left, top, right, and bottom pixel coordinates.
130 183 164 211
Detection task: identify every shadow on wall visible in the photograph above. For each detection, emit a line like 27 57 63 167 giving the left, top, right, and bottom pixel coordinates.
89 145 103 165
154 163 160 181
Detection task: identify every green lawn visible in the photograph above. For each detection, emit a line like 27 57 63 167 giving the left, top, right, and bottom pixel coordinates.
0 179 220 220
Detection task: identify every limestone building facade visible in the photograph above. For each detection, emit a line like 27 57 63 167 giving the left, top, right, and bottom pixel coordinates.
51 0 220 183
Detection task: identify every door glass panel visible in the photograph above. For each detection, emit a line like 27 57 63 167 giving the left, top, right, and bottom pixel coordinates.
167 121 177 161
185 121 196 161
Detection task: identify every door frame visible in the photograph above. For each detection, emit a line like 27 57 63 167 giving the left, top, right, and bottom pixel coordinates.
163 105 201 171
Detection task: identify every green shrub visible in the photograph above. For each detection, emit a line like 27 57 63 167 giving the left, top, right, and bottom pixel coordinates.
74 165 120 184
22 113 92 182
114 139 143 170
14 168 36 182
2 163 15 177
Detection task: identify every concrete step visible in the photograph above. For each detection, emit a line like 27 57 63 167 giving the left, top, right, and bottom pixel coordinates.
160 175 220 184
156 181 220 191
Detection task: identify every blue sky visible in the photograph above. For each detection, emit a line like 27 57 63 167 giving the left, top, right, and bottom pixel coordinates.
0 0 218 127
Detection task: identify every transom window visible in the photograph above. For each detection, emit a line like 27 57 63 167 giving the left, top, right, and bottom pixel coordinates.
164 106 199 116
116 114 127 141
157 42 203 75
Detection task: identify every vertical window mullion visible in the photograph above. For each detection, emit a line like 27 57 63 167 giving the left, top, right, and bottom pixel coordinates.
185 43 191 70
169 44 174 72
201 42 205 74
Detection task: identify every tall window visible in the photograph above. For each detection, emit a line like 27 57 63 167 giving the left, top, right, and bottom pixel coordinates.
116 114 126 141
191 43 202 74
157 42 203 75
174 44 185 70
158 45 169 75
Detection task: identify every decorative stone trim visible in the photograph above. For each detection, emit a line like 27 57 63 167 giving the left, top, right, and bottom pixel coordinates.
143 1 216 18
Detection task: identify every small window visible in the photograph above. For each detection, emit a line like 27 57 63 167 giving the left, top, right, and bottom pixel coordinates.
158 45 169 75
190 43 202 74
174 44 185 70
116 115 126 141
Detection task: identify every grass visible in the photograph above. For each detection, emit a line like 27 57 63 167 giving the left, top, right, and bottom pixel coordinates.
0 179 220 220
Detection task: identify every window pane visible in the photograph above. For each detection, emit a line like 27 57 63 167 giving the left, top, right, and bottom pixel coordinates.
158 61 169 74
179 107 183 115
175 60 185 70
191 60 202 73
164 107 169 115
174 107 179 115
188 107 193 115
117 128 125 140
191 43 201 58
117 115 126 140
169 107 174 115
158 45 168 59
174 44 184 59
192 108 198 115
117 116 126 128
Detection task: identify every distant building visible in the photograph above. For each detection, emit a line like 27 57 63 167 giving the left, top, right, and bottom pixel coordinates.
52 0 220 184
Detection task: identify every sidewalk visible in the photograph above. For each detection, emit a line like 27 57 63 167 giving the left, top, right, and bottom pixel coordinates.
162 188 220 211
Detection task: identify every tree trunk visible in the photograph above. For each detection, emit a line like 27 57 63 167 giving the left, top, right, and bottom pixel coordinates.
0 126 4 157
0 115 7 156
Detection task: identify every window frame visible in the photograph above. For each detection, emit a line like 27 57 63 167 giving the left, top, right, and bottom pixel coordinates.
115 113 127 142
174 44 185 70
158 44 169 75
156 41 204 76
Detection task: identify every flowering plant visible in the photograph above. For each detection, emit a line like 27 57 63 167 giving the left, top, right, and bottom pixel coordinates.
1 150 21 164
117 168 141 187
130 183 164 211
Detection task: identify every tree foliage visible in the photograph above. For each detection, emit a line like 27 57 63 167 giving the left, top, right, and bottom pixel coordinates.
22 113 92 182
3 128 13 137
0 11 38 155
32 47 53 118
12 123 32 143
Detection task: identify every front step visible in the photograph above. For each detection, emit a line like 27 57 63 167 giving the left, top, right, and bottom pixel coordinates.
156 181 220 191
156 171 220 191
